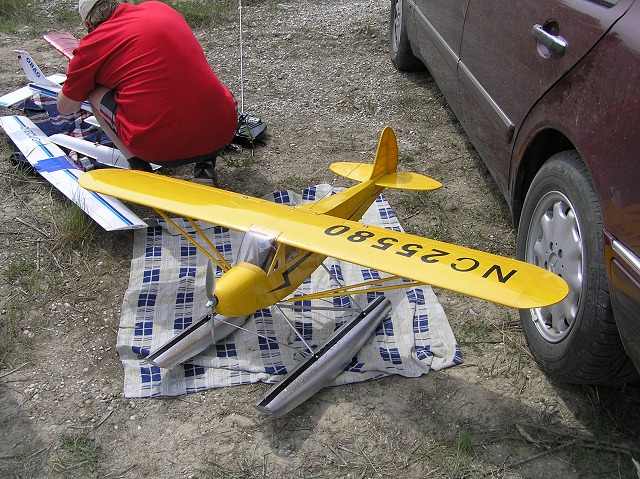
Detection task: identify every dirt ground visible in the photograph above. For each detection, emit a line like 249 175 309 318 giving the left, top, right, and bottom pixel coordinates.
1 0 639 478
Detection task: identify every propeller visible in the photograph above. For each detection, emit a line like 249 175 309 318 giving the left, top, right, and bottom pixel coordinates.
205 259 218 309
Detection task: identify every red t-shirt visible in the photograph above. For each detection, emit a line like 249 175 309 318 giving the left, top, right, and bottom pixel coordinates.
62 1 237 162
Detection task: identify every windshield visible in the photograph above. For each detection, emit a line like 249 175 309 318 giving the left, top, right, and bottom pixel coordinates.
236 229 278 271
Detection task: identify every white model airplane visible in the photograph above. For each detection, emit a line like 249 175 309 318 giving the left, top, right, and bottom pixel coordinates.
0 42 151 230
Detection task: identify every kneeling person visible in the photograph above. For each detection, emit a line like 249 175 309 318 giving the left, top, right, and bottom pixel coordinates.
57 0 238 183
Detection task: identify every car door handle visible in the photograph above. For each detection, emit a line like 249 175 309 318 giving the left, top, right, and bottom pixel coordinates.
532 24 567 54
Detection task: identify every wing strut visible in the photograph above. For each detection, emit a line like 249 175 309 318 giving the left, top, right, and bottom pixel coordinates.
153 209 232 272
282 274 422 302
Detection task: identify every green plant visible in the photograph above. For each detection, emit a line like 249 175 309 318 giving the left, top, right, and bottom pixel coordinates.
0 298 20 364
166 0 235 28
0 0 32 31
461 316 494 343
5 257 35 283
274 175 313 193
53 202 98 251
53 434 102 478
224 153 255 169
449 426 473 458
399 150 417 165
357 24 376 38
204 453 269 479
415 429 477 478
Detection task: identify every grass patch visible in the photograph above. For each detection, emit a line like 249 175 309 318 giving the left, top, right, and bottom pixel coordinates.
398 150 417 165
397 190 449 241
0 297 21 364
274 174 317 193
459 316 495 345
50 3 84 26
52 202 98 251
0 0 238 32
416 428 478 478
0 0 33 32
53 434 102 478
166 0 236 28
204 453 269 479
5 256 35 283
224 153 255 169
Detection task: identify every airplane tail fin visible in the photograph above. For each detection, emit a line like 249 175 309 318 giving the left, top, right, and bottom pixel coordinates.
370 126 399 178
14 50 62 89
330 126 442 191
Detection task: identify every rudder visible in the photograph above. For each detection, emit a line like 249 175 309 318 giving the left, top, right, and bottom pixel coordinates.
370 126 399 178
14 50 61 88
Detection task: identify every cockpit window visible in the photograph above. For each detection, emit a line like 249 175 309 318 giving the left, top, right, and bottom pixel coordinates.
236 229 278 271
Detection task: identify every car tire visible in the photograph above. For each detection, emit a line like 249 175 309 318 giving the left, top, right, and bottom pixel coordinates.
389 0 423 71
517 150 638 384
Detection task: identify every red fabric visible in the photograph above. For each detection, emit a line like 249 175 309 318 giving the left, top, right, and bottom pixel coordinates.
62 1 237 162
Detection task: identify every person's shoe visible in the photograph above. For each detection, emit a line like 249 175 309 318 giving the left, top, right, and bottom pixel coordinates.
193 161 217 185
127 156 153 172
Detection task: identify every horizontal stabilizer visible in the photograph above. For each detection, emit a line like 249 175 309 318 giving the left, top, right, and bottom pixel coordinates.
330 127 442 191
0 115 146 231
331 162 442 191
0 73 65 108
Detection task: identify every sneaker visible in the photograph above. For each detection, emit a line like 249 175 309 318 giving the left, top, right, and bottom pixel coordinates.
193 161 218 185
127 156 153 172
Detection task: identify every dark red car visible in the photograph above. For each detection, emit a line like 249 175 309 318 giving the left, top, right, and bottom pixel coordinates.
390 0 640 383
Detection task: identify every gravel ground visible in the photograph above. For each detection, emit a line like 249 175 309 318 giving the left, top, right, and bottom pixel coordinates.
0 0 638 478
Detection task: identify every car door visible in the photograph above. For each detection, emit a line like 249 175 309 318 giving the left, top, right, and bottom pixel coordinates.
408 0 469 118
456 0 634 195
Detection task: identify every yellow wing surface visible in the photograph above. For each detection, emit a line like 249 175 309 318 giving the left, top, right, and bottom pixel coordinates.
79 170 568 309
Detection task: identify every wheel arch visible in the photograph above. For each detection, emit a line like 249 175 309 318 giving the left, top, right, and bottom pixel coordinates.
512 128 574 230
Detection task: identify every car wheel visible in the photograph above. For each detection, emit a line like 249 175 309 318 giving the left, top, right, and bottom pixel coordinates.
389 0 422 71
517 150 637 384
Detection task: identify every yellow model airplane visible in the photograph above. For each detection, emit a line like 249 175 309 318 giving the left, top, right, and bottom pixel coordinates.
80 127 567 312
79 126 568 415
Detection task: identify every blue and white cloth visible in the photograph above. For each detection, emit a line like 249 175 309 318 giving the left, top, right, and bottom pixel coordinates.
117 185 462 397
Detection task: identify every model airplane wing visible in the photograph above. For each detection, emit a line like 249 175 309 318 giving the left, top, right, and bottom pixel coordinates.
79 169 568 308
43 32 79 60
1 116 146 231
48 134 130 169
48 134 162 171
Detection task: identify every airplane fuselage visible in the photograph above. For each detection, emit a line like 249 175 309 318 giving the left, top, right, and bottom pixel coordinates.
212 179 386 317
213 252 327 317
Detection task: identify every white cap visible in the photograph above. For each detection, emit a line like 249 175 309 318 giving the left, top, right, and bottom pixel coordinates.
79 0 101 21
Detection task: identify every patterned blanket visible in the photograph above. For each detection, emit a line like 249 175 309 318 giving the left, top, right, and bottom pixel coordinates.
117 185 462 397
